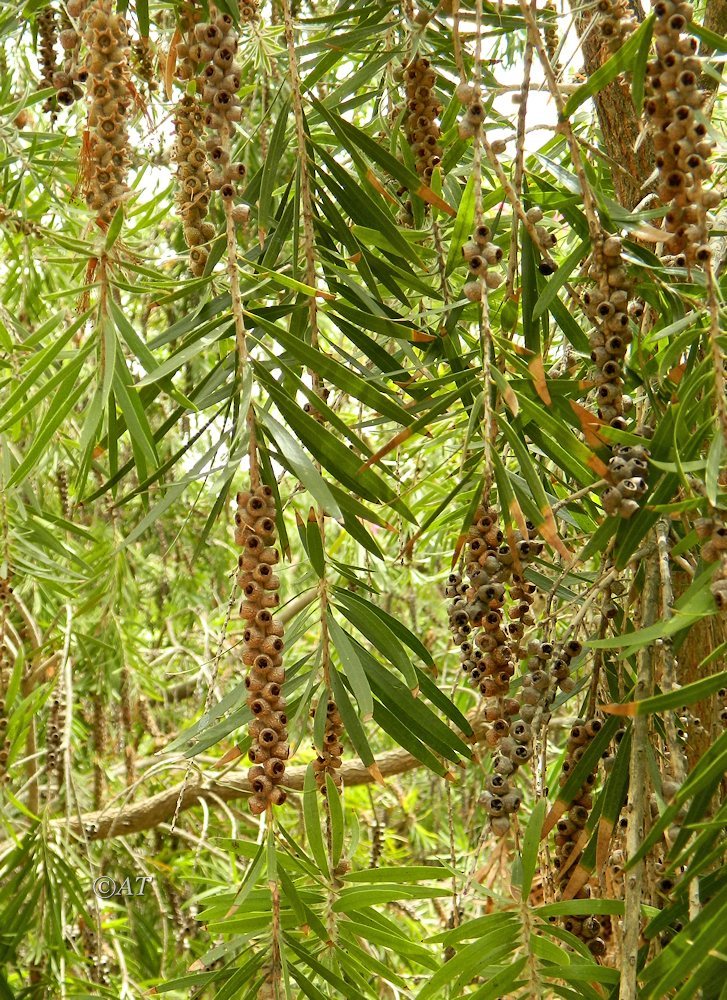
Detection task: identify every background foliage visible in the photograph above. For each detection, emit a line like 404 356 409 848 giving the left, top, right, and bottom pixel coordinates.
0 0 725 997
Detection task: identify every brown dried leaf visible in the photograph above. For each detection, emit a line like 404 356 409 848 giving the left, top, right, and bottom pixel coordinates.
539 504 573 561
366 168 397 205
568 399 607 451
217 745 242 766
414 183 457 217
528 354 552 405
164 28 181 102
602 701 638 717
359 427 414 471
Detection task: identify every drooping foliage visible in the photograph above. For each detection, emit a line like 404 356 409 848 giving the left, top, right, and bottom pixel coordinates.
0 0 725 997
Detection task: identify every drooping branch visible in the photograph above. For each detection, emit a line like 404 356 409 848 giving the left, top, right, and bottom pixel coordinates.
57 704 489 842
62 746 425 841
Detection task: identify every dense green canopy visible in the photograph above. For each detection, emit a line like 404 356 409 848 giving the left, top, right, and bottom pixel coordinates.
0 0 725 997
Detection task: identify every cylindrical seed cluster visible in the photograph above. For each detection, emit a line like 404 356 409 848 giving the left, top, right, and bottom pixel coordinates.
403 57 442 182
303 385 330 423
595 0 637 52
645 0 718 267
92 691 107 808
54 4 86 108
46 690 65 790
601 443 650 519
461 224 504 301
513 636 581 795
518 639 554 725
544 0 561 69
173 95 215 276
312 699 345 792
695 515 727 610
56 466 70 518
455 78 485 141
584 236 635 430
38 7 59 112
548 637 582 694
447 506 543 836
174 4 248 267
194 10 246 195
235 484 288 815
82 0 131 223
554 718 606 956
525 206 558 256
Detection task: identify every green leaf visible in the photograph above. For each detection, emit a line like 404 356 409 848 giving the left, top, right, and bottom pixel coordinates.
532 240 587 320
631 14 655 118
333 587 435 667
104 205 124 249
259 410 342 518
333 594 418 690
563 16 655 117
519 797 546 896
328 666 375 770
328 612 374 721
258 98 290 232
303 763 330 879
589 565 718 650
343 866 451 883
446 175 475 275
607 662 727 716
334 884 451 913
7 372 94 488
325 774 345 867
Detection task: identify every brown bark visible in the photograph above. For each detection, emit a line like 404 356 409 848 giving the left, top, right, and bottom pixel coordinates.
60 706 488 842
672 571 727 771
64 746 426 841
569 3 654 209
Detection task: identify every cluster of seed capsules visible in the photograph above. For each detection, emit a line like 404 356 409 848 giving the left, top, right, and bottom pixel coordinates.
447 505 545 832
553 717 607 956
601 442 650 519
544 0 561 68
311 699 345 793
645 0 718 267
79 0 131 223
38 7 60 108
234 484 288 815
461 225 503 301
46 689 65 792
520 636 580 723
403 57 442 183
594 0 637 52
239 0 259 22
174 4 248 273
173 94 216 276
696 515 727 611
583 236 639 430
477 640 582 835
38 4 86 112
454 78 486 141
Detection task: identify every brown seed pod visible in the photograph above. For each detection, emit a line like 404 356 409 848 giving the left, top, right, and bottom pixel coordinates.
38 7 59 113
82 0 131 224
237 484 287 813
311 700 345 792
644 1 715 267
